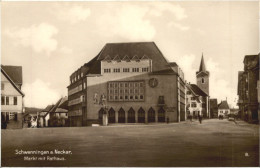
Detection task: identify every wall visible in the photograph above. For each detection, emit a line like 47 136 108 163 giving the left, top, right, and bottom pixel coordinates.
86 72 178 124
1 73 23 113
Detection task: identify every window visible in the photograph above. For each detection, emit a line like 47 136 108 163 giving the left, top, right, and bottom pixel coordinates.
104 69 111 73
108 81 145 102
187 91 191 95
142 67 149 72
201 78 205 84
113 68 120 73
132 68 139 72
6 97 9 105
158 96 165 104
1 83 4 90
123 68 130 72
1 96 5 105
9 112 16 120
191 103 197 107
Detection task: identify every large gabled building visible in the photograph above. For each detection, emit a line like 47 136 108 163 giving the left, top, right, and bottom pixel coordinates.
1 65 25 129
67 42 186 126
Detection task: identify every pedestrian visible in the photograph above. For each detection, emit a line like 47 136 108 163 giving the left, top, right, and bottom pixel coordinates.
166 117 169 124
199 114 202 124
189 114 192 122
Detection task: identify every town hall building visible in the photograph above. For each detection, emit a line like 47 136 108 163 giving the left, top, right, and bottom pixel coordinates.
67 42 186 126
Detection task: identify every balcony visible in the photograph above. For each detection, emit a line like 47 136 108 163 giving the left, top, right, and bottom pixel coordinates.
68 85 82 96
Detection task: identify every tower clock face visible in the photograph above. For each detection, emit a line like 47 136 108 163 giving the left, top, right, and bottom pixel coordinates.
149 78 158 88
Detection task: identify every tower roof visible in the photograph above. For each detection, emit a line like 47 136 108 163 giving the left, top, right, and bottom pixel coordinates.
199 54 207 72
196 53 209 76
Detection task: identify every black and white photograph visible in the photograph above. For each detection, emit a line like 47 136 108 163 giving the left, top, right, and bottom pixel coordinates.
1 0 259 167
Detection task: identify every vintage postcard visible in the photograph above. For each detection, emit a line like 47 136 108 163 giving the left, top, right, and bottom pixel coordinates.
1 0 259 167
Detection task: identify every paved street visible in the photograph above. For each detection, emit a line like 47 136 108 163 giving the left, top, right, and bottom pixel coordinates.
1 119 259 167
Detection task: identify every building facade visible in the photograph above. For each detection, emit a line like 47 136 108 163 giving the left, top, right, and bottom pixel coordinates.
218 100 230 117
186 83 202 118
237 54 259 123
1 65 24 129
210 99 218 118
68 42 186 126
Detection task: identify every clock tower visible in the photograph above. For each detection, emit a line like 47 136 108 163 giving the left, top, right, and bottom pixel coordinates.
196 54 210 95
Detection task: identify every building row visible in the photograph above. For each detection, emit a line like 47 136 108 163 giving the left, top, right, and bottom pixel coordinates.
237 54 259 123
3 42 235 128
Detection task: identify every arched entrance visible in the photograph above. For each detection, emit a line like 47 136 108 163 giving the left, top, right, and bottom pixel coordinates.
98 108 105 124
128 107 135 123
148 107 155 122
158 107 165 122
118 108 125 123
108 108 115 123
138 107 145 123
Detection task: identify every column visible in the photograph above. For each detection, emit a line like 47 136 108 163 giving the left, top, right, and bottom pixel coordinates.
155 110 158 123
145 110 148 124
135 110 138 123
115 111 118 123
125 111 128 123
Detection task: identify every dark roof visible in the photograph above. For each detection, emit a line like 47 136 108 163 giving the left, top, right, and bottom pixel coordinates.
1 66 24 96
196 54 209 75
58 96 68 110
80 42 174 76
243 54 259 70
218 100 229 109
24 107 43 114
1 65 23 84
199 54 206 72
210 99 218 108
169 62 177 67
45 97 68 114
190 84 208 96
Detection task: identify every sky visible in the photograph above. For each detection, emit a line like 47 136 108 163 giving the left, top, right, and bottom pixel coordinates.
1 1 259 108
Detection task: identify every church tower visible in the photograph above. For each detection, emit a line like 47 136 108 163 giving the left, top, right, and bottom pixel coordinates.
196 54 210 95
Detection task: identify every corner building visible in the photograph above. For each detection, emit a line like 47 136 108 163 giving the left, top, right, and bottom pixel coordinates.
68 42 186 126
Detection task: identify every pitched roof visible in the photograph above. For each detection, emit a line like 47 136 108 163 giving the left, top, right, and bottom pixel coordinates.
1 65 23 84
48 97 69 113
196 54 209 76
95 42 173 74
1 66 24 96
210 99 218 108
199 54 207 72
42 105 55 112
190 84 208 96
218 100 229 109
